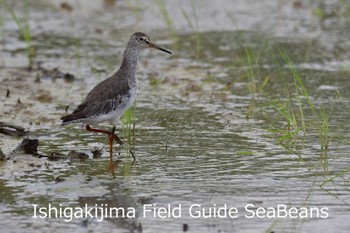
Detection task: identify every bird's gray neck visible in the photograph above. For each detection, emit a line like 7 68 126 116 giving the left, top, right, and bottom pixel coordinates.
118 45 141 87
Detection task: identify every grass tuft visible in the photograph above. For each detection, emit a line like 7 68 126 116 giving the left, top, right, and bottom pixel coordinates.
4 0 35 69
154 0 177 42
264 50 342 171
121 102 136 148
181 0 202 59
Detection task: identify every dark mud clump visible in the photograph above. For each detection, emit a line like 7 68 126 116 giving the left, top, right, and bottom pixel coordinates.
47 152 68 161
0 122 28 137
39 68 75 82
0 148 5 161
68 150 89 161
12 138 40 156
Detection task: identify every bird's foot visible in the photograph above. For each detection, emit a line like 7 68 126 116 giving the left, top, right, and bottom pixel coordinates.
113 134 124 146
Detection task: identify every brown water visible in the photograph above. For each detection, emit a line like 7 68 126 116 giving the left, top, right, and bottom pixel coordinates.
1 1 350 232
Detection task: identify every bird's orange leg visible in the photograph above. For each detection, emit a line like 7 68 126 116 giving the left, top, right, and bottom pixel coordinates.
86 125 119 175
108 128 115 175
85 125 124 145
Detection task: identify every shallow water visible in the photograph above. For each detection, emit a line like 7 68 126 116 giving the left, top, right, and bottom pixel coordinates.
1 0 350 233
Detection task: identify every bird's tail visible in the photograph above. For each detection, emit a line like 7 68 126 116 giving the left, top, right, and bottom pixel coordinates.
61 114 85 125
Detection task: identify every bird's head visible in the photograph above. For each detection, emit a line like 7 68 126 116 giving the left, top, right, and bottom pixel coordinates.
131 32 172 54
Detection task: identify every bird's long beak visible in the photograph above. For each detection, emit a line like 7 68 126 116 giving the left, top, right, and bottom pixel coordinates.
148 42 172 54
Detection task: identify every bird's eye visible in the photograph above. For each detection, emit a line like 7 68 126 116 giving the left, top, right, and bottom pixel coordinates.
138 37 149 43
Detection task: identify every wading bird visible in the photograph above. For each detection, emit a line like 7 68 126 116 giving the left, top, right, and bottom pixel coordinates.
61 32 172 171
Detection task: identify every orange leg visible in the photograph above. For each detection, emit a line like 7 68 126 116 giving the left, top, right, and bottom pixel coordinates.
85 125 124 145
108 126 115 161
108 129 115 176
85 125 120 176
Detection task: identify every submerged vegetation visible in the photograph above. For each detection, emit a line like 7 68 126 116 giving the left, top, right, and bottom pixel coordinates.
234 40 340 158
221 15 341 160
269 51 337 153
